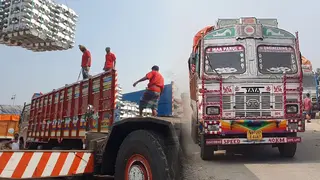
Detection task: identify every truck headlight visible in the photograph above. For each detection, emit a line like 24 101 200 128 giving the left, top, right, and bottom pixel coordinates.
288 122 298 130
286 104 298 114
206 106 220 115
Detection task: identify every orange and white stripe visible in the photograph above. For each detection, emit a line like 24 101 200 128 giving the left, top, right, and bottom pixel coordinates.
0 151 94 179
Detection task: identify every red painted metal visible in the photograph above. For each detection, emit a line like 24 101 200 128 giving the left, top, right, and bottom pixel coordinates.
91 76 101 132
100 72 115 131
77 81 83 138
197 33 223 135
40 95 46 140
44 93 53 139
219 77 223 117
283 74 287 118
295 32 303 117
69 85 75 137
57 89 64 138
201 38 206 120
98 74 104 132
35 97 41 139
30 98 36 138
49 91 56 139
282 32 303 120
26 71 117 143
87 78 96 131
110 71 116 128
61 86 68 138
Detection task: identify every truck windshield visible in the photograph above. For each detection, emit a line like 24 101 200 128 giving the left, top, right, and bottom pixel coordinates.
257 46 297 74
303 74 316 88
205 45 245 74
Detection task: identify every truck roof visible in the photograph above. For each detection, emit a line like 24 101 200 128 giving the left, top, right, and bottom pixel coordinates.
192 17 292 52
0 105 23 115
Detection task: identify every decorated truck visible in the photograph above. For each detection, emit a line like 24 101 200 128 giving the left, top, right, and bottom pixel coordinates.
0 70 181 180
188 17 304 160
301 56 319 118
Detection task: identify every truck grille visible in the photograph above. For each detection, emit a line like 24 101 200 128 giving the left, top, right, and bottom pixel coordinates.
206 95 231 109
205 92 283 117
235 92 271 117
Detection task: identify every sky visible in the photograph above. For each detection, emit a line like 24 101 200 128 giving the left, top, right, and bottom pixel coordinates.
1 0 319 105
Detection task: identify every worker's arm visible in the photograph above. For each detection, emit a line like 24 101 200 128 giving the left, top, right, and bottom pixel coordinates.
133 76 148 87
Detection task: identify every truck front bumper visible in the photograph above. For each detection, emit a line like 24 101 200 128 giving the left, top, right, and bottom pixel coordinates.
205 136 301 146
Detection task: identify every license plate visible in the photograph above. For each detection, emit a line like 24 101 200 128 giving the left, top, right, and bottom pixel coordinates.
247 130 263 141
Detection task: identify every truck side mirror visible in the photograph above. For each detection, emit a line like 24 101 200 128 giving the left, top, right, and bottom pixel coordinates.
190 52 196 64
188 52 197 72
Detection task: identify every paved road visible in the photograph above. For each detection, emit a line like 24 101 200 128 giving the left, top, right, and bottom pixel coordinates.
180 113 320 180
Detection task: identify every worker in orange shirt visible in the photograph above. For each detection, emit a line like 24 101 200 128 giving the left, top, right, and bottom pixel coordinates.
133 65 164 117
79 45 91 79
103 47 116 72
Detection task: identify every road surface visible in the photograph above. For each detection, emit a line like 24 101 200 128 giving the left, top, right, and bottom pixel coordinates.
180 109 320 180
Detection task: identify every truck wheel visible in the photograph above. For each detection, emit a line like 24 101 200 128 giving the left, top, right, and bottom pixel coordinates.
115 130 171 180
191 115 198 144
200 135 214 160
278 143 297 158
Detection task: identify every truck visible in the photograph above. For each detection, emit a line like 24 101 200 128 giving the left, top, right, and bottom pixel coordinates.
0 105 23 143
188 17 304 160
0 70 182 180
301 56 319 118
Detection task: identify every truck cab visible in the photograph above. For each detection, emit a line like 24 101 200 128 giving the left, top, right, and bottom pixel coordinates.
189 17 304 160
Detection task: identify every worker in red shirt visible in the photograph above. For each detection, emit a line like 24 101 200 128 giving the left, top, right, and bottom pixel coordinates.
103 47 116 72
303 93 312 123
79 45 91 79
133 65 164 117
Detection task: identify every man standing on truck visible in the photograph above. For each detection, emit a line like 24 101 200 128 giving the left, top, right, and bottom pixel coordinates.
103 47 116 72
133 65 164 117
79 45 92 79
303 93 312 123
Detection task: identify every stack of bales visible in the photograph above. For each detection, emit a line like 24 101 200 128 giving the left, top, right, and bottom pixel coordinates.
114 85 123 122
114 84 153 120
0 0 78 52
119 101 152 119
120 101 139 119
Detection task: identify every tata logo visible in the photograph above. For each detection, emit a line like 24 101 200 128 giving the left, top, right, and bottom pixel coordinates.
242 87 264 93
246 99 260 108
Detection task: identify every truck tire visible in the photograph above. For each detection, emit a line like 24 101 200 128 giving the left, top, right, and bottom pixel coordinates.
191 114 198 144
200 135 214 160
278 143 297 158
115 130 171 180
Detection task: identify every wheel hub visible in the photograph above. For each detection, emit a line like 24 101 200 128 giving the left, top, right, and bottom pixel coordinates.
125 154 152 180
129 165 145 180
